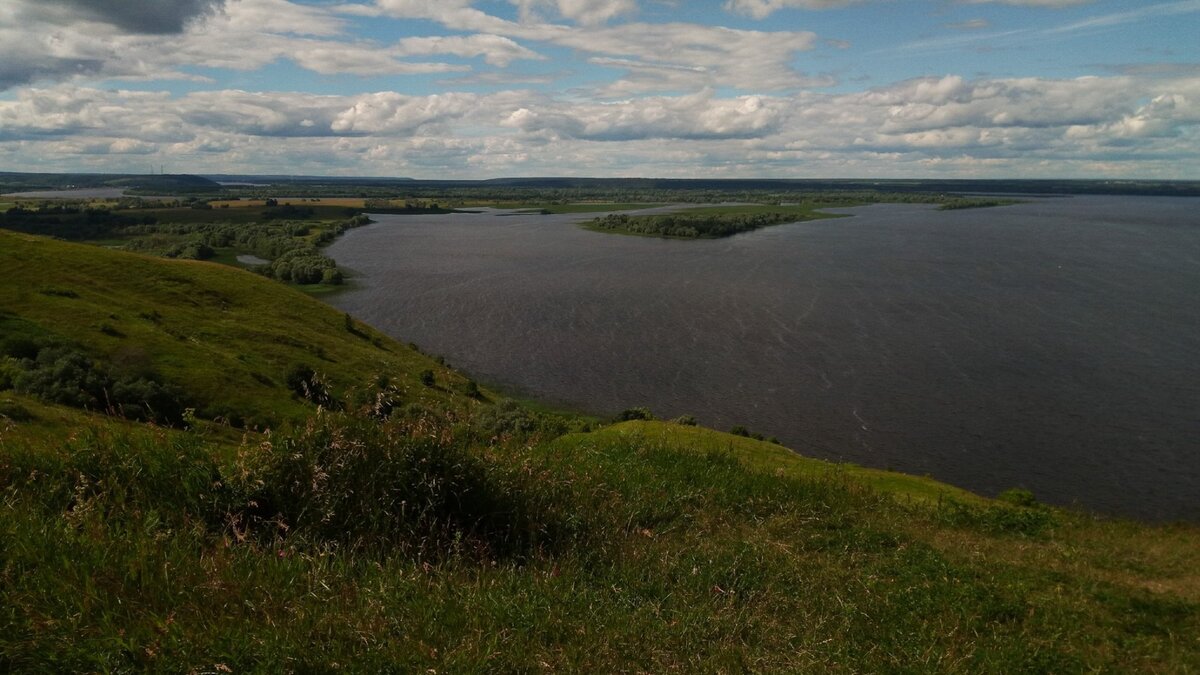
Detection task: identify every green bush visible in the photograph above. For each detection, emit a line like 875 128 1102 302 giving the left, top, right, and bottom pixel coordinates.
8 344 187 425
284 364 337 408
243 414 575 557
0 399 33 421
997 487 1038 508
617 407 654 421
470 399 560 439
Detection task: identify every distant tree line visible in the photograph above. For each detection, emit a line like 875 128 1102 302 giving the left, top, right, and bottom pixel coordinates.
589 212 807 238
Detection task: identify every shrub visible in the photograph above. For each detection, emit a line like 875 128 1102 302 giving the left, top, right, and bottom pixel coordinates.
997 487 1039 508
285 364 337 408
0 399 33 421
472 399 541 439
673 414 698 426
242 414 575 557
730 425 750 437
617 407 654 421
1 336 44 360
419 369 436 387
13 345 107 409
9 344 186 424
109 376 187 426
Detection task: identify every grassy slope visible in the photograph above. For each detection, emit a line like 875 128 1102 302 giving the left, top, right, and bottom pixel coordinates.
587 420 987 505
1 232 1198 671
0 230 481 426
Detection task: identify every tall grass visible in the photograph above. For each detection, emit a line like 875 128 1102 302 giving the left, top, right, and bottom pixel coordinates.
2 409 1197 671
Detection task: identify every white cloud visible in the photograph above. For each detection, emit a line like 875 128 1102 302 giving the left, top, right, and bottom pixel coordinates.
366 0 822 93
0 0 546 90
946 18 990 30
502 90 785 140
393 35 544 67
723 0 865 19
3 72 1197 178
512 0 638 25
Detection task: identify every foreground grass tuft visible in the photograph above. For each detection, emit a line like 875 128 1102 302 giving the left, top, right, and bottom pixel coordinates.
3 411 1198 671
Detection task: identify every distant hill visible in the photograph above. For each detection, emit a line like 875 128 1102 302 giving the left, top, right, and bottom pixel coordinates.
0 171 220 194
5 172 1198 196
0 230 481 429
211 174 1200 196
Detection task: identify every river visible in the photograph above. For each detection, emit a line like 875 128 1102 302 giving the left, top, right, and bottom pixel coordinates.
325 196 1200 521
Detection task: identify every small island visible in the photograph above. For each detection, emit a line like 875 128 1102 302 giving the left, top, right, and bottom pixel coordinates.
582 195 1018 238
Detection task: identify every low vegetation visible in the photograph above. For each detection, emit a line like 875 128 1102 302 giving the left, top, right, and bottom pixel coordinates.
584 196 1017 238
0 215 1197 671
0 202 374 287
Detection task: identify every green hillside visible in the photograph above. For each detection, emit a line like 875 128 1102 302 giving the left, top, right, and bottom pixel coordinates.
0 230 483 428
1 232 1198 672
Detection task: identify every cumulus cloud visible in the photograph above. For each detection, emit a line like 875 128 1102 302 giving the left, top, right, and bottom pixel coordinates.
4 72 1198 178
503 90 784 140
394 35 544 67
961 0 1092 6
4 0 1200 178
512 0 638 25
330 92 486 134
366 1 821 93
723 0 866 19
16 0 226 34
0 0 544 90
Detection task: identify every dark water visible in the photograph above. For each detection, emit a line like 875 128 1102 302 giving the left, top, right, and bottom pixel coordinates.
326 197 1200 521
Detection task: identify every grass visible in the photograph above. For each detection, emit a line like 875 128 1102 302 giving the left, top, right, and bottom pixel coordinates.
457 201 666 213
2 412 1197 671
128 204 359 224
0 230 482 428
586 420 987 505
208 197 370 208
670 202 856 217
1 231 1197 671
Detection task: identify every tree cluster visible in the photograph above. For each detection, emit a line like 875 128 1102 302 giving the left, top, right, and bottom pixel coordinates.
1 340 187 426
590 212 804 238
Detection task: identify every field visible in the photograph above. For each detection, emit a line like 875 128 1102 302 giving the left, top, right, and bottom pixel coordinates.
1 231 1198 671
468 201 667 213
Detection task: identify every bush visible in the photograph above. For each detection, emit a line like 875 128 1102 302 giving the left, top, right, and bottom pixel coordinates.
109 377 187 426
420 369 436 387
673 414 698 426
285 364 337 408
997 487 1039 508
0 399 33 421
1 336 44 360
730 425 750 437
9 344 186 425
242 414 575 557
471 400 544 439
13 346 108 409
617 407 654 421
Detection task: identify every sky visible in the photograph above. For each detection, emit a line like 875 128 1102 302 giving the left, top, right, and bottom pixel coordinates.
1 0 1198 178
